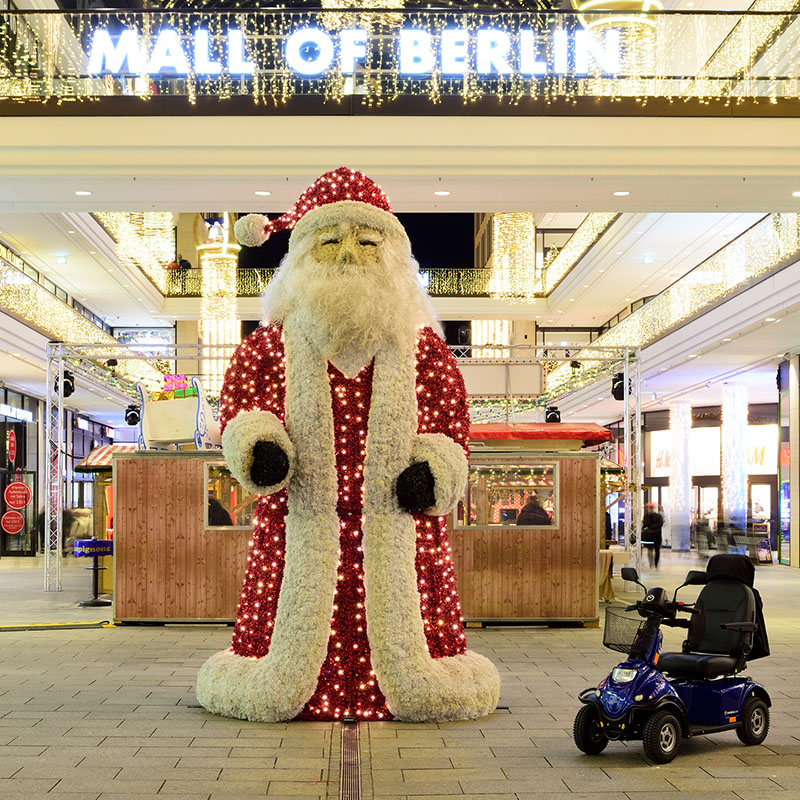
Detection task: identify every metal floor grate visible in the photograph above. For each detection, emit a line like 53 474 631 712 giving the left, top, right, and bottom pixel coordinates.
340 722 360 800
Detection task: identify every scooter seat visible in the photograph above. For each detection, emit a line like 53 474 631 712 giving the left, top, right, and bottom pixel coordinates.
658 652 738 679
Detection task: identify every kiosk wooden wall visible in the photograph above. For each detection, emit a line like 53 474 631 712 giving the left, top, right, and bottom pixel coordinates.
114 452 250 622
450 454 599 622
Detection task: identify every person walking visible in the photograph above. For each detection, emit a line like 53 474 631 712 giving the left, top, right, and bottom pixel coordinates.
643 502 664 568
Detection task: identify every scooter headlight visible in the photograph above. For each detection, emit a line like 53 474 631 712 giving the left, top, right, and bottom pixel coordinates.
611 667 638 684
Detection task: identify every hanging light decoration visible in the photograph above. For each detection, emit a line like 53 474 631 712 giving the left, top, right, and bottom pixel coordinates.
488 213 539 299
197 212 240 396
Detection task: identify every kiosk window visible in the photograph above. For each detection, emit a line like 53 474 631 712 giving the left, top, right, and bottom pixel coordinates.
459 463 557 527
206 463 256 529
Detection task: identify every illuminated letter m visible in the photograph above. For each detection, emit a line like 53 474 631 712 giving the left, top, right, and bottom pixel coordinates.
87 29 144 74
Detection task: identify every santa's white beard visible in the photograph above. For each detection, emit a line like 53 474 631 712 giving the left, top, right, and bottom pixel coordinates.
263 240 435 377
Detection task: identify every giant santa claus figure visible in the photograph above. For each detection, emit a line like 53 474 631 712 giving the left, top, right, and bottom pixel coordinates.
196 168 500 723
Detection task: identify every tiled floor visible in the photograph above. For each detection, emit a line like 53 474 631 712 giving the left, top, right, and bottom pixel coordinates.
1 553 799 799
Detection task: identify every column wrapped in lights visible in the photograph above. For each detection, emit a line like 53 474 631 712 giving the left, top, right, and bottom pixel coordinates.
471 319 511 359
721 381 748 534
669 401 691 552
197 212 240 396
487 213 539 298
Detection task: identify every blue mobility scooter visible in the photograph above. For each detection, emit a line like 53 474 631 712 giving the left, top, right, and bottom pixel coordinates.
574 553 771 763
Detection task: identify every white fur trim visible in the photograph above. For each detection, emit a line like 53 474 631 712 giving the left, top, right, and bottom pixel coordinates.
289 200 408 250
361 334 501 721
221 410 295 496
198 319 341 722
412 433 468 516
196 508 340 722
235 213 270 247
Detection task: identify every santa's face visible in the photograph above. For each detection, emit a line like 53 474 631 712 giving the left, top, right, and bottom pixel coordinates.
262 214 434 377
312 224 384 271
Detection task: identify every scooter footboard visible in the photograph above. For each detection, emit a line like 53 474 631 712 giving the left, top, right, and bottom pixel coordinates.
672 677 758 729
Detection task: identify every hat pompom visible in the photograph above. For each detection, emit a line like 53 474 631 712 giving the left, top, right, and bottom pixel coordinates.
235 213 270 247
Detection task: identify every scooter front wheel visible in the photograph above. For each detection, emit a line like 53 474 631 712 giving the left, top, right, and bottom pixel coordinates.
573 705 608 755
642 710 682 764
737 696 769 746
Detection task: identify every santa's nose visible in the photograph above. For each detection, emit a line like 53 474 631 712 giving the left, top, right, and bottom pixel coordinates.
335 236 359 265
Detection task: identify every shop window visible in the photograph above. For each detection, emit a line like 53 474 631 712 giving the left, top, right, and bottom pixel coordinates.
206 463 256 529
458 462 557 527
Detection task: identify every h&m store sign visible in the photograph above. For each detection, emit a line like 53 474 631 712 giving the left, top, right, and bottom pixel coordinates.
87 26 621 79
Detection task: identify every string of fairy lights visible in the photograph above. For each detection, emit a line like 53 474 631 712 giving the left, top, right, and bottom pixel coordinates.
0 6 798 105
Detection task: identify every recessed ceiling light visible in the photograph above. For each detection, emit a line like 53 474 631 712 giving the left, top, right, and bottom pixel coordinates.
613 191 630 197
569 298 575 301
433 190 451 197
55 255 67 264
723 337 732 342
793 191 800 197
557 309 564 313
660 367 667 371
11 353 20 357
688 354 699 358
89 250 96 255
642 255 654 264
766 317 777 322
598 268 605 273
67 230 76 234
74 190 92 196
122 283 129 287
624 297 632 301
583 285 589 288
137 297 144 301
254 190 272 196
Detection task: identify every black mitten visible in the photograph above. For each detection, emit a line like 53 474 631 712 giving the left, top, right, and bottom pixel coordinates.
396 461 436 513
250 440 290 488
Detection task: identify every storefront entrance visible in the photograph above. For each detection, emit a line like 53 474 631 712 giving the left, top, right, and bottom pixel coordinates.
0 471 37 557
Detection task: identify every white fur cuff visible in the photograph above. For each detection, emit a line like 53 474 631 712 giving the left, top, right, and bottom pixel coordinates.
222 410 295 496
412 433 468 516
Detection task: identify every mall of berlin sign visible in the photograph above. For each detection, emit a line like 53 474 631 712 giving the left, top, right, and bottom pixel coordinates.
87 26 622 79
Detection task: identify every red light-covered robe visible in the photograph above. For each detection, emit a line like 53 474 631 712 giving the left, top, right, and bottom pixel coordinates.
196 322 500 722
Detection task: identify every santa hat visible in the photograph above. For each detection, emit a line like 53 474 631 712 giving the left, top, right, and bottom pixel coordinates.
234 167 408 250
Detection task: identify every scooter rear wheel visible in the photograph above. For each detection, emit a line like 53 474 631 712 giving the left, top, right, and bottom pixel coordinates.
737 695 769 746
573 705 608 755
642 710 682 764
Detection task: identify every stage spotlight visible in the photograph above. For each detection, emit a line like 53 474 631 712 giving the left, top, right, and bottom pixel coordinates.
124 404 141 426
55 370 75 398
545 406 561 423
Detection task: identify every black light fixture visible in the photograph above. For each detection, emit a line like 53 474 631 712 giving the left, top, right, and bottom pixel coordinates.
545 406 561 423
55 370 75 398
106 359 118 368
611 372 626 401
124 404 141 426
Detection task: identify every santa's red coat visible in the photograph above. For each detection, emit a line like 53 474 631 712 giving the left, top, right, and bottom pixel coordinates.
219 324 470 720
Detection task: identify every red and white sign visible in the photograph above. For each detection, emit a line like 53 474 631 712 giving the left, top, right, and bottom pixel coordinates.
7 430 16 464
4 481 31 510
1 510 24 535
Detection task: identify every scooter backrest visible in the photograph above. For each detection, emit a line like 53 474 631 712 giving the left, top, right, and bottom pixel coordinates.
685 580 756 657
705 553 755 586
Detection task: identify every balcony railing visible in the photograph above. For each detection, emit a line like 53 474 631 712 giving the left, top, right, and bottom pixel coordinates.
164 267 529 298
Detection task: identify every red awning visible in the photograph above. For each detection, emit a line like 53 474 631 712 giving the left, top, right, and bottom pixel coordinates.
470 422 612 447
74 444 137 473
